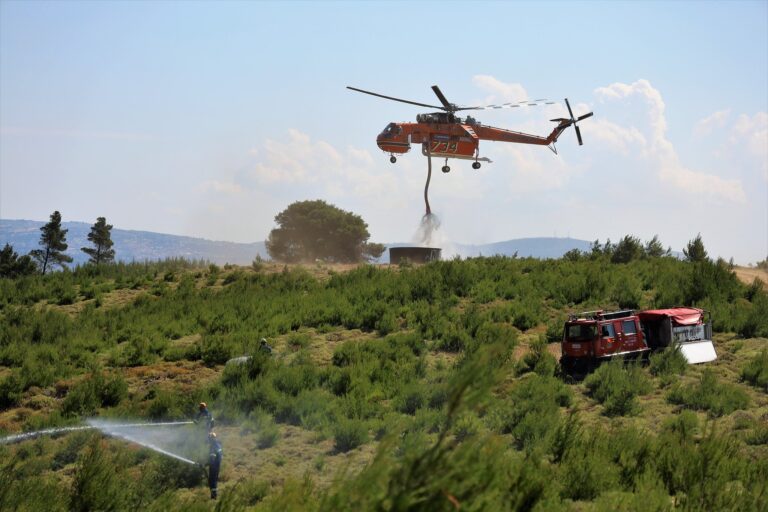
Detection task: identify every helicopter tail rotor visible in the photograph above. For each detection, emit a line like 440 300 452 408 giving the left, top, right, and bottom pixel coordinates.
553 99 593 146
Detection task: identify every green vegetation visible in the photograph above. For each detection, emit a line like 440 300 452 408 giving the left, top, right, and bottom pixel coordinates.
81 216 116 265
667 369 751 417
584 359 652 416
265 199 385 263
0 245 766 510
30 210 74 274
0 244 36 278
742 349 768 392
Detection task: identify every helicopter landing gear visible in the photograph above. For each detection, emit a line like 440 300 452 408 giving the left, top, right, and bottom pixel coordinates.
472 161 481 170
441 165 450 173
389 155 397 164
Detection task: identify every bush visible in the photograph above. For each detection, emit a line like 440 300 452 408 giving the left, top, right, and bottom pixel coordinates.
584 360 651 416
741 349 768 392
518 336 557 377
667 370 750 416
396 384 426 415
62 371 128 417
146 389 189 420
333 417 368 452
70 440 133 511
488 374 571 452
200 334 232 366
649 344 688 380
286 332 311 350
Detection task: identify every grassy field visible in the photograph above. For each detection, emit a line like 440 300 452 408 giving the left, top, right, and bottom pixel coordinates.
1 256 766 510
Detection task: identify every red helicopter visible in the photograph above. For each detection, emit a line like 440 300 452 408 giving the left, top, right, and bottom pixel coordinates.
348 85 593 173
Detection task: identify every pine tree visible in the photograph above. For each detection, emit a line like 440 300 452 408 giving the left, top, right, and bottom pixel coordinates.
683 233 708 262
0 244 37 277
644 235 666 258
82 217 115 265
30 211 73 274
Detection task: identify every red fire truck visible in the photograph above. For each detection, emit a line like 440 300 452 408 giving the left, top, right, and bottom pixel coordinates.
560 307 716 372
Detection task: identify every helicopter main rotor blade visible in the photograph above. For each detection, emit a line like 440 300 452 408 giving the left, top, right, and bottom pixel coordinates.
578 112 594 121
431 85 453 110
346 86 445 111
575 125 583 146
457 100 558 111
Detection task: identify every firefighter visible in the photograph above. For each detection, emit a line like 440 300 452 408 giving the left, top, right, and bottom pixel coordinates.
207 432 223 499
195 402 214 431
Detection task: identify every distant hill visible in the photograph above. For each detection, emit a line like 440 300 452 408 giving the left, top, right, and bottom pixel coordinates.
1 219 268 266
1 219 594 266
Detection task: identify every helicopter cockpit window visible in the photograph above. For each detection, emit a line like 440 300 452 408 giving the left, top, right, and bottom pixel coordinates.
379 123 402 138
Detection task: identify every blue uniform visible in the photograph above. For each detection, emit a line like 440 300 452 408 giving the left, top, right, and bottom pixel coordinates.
208 438 223 499
197 407 214 431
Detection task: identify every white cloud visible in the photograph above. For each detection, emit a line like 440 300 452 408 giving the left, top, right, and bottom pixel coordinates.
198 180 245 196
494 144 575 195
731 112 768 177
588 118 647 155
694 109 731 136
244 129 400 198
594 79 746 203
471 75 528 103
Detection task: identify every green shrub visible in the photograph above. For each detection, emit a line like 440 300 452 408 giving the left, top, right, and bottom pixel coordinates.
488 374 571 452
545 317 565 343
257 420 280 449
52 431 92 470
333 417 368 452
146 389 191 420
396 384 426 415
286 332 311 350
667 370 750 416
272 364 318 397
584 360 652 416
741 349 768 392
70 440 133 511
452 413 482 442
62 371 128 417
518 336 557 377
0 373 23 408
649 344 688 380
200 334 232 366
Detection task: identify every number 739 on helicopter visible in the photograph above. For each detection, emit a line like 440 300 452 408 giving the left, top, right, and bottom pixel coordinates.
347 85 593 173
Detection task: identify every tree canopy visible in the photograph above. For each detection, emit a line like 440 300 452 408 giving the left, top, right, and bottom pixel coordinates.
266 200 385 263
30 211 73 274
0 244 37 278
684 233 709 262
611 235 644 263
82 217 115 265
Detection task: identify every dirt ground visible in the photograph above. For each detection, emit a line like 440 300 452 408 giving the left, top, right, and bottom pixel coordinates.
734 266 768 285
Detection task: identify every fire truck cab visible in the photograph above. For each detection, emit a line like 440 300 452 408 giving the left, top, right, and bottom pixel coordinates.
561 310 649 371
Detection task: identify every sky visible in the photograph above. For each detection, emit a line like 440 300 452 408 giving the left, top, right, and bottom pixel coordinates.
1 0 766 263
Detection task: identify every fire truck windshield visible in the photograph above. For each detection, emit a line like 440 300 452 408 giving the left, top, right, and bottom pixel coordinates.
566 324 596 341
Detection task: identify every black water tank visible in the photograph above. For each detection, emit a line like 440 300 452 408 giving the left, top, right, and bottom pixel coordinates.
389 247 441 264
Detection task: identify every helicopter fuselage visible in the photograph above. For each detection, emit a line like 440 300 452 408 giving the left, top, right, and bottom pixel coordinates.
377 116 570 161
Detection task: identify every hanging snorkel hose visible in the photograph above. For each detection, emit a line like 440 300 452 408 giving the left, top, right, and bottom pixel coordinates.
424 142 432 216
